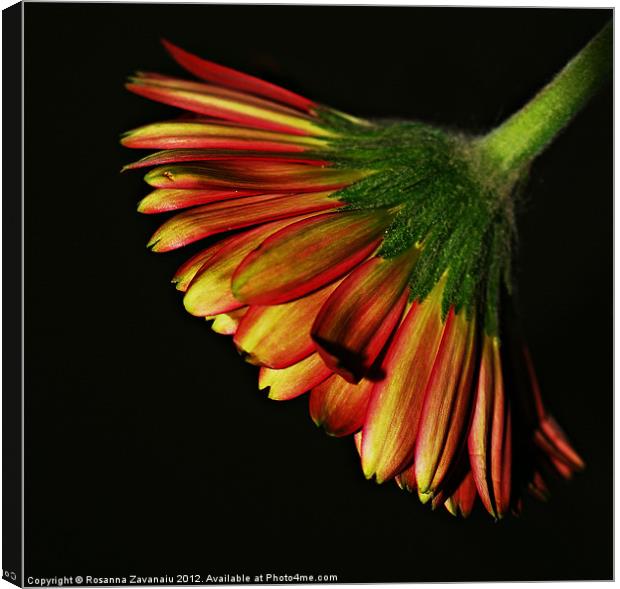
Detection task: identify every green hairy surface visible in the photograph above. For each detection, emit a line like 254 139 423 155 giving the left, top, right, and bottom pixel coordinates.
323 120 521 336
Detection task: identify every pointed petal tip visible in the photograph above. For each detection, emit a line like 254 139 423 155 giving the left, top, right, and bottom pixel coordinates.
444 499 458 517
415 478 432 499
311 414 323 428
418 490 433 505
361 464 376 482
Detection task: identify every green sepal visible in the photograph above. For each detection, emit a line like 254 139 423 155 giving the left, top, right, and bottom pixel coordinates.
324 119 518 336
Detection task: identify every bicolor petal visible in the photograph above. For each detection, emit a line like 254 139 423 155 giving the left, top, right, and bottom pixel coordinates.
123 40 591 520
162 39 317 112
138 188 262 214
123 149 329 171
122 120 329 151
233 281 340 369
361 280 447 483
444 470 477 518
468 335 512 519
147 191 343 252
232 210 392 306
183 216 309 317
309 374 374 437
311 251 416 383
259 353 332 401
208 307 248 336
143 162 366 191
395 463 417 493
415 309 477 496
171 242 226 292
126 73 331 136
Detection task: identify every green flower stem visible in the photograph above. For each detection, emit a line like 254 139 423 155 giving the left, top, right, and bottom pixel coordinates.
475 21 612 175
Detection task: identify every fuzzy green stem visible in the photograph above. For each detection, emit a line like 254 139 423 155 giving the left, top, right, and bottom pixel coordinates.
476 21 612 175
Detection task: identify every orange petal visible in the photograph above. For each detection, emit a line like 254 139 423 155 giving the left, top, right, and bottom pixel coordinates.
361 280 447 483
232 210 391 306
259 353 332 401
143 162 363 191
148 191 342 252
124 148 329 171
415 309 477 495
183 216 309 317
353 431 363 457
122 120 327 150
138 188 263 214
207 307 248 336
172 242 226 292
311 251 416 383
395 463 417 493
468 335 512 519
444 470 477 518
126 73 329 136
309 374 374 437
233 281 340 368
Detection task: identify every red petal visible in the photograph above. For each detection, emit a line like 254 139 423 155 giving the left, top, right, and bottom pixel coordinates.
492 400 512 519
522 346 585 473
533 416 585 478
361 280 447 483
394 463 417 493
162 39 316 112
148 191 343 252
414 309 477 496
539 416 585 470
468 336 512 519
259 353 332 401
232 210 391 306
130 71 311 117
547 454 575 479
233 281 340 369
126 77 327 137
468 336 495 516
309 374 373 437
527 470 550 502
444 470 477 518
126 137 311 153
521 344 547 421
124 149 329 171
311 252 416 383
143 162 364 192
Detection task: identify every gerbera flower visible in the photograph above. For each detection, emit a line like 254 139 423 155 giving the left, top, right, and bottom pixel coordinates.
123 25 609 519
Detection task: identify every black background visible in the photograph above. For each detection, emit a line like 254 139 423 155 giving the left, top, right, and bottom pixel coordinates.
22 4 612 583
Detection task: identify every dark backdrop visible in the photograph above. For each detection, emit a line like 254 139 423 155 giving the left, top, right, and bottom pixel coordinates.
23 4 612 583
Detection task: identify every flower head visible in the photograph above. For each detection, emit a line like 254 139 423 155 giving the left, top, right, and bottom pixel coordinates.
123 32 609 518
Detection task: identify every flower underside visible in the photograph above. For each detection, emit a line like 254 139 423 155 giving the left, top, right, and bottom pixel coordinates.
123 39 588 520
